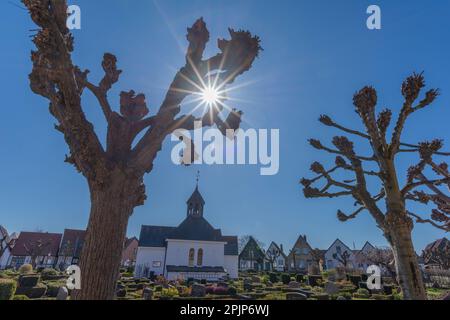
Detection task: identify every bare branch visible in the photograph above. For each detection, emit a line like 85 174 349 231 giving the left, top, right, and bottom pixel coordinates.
407 211 449 232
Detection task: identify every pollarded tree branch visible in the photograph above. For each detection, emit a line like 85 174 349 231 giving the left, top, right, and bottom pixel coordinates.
130 19 261 174
308 138 376 162
390 73 439 156
24 0 109 184
80 53 122 121
407 211 449 232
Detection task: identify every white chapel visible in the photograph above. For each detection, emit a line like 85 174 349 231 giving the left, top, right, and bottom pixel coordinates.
134 184 238 281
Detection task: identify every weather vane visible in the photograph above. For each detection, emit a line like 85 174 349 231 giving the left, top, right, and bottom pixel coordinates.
196 170 200 187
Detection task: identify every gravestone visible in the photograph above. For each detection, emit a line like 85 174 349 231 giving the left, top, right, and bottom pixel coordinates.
143 287 153 300
288 281 301 289
286 292 307 300
324 282 339 295
191 284 206 297
56 286 68 300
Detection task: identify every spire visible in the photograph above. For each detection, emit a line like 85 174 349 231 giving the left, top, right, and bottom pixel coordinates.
187 171 205 217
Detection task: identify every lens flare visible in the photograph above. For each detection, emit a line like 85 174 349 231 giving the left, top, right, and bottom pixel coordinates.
201 86 221 106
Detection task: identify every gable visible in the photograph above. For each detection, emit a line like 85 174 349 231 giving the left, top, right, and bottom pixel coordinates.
326 239 353 257
239 237 265 260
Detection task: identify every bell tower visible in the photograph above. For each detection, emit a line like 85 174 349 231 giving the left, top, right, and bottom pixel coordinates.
186 171 205 218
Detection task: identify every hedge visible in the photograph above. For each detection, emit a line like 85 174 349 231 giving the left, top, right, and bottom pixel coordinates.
0 279 17 300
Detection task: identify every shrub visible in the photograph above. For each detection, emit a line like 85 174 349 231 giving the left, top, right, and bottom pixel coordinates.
281 274 290 285
41 268 58 280
122 272 133 278
296 274 305 282
268 272 278 284
340 291 352 300
18 275 40 288
311 286 324 293
228 286 237 296
13 295 30 300
356 288 370 298
0 279 17 300
161 287 179 298
154 285 162 292
18 264 33 275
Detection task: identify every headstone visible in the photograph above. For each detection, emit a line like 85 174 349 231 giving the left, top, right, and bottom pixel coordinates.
243 280 254 292
286 292 307 300
383 285 393 295
324 282 339 295
288 281 301 289
335 268 346 281
116 289 127 298
191 284 206 297
56 286 69 300
143 288 153 300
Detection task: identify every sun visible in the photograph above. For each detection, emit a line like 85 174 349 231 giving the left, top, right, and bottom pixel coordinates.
201 85 221 106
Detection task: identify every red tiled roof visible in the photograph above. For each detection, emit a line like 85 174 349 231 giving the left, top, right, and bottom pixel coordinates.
424 238 449 252
124 237 138 249
11 232 62 257
60 229 86 257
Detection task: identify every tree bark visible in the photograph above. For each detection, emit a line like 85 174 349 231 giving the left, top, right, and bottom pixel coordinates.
73 178 136 300
386 222 427 300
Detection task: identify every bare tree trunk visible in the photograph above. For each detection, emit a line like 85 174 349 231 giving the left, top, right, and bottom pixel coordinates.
386 222 427 300
73 178 136 300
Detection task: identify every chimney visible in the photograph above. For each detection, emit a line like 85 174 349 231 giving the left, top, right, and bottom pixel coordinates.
280 244 284 253
303 235 307 241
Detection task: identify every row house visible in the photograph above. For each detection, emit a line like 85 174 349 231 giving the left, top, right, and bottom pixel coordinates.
1 228 138 270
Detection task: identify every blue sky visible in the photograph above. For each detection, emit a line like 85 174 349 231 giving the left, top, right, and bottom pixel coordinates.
0 0 449 253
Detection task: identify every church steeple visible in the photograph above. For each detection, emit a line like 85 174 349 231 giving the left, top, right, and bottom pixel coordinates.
187 171 205 218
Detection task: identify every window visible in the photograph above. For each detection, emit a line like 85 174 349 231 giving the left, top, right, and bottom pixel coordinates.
189 248 195 267
197 248 203 266
152 261 161 268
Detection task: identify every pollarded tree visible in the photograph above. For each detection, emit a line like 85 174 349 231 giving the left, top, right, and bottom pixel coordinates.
301 73 449 300
23 0 261 300
361 247 397 282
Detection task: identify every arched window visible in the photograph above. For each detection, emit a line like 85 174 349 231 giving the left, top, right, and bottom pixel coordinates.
189 248 195 267
197 248 203 266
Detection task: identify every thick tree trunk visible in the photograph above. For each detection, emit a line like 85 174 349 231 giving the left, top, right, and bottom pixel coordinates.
387 223 427 300
73 180 135 300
